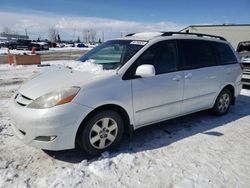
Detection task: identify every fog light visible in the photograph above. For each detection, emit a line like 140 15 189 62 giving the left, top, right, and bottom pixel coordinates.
35 136 57 141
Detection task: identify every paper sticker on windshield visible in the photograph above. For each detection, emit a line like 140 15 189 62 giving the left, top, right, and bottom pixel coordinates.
130 41 147 45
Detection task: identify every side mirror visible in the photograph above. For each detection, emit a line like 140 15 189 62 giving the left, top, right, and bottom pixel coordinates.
135 64 155 78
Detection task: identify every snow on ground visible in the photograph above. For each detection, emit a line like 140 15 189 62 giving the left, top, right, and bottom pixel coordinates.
48 47 92 53
0 62 250 188
0 48 31 55
41 60 103 73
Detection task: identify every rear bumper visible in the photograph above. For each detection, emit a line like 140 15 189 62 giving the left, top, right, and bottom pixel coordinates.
9 95 92 151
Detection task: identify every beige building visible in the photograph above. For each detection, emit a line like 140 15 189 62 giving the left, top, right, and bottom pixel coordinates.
180 24 250 49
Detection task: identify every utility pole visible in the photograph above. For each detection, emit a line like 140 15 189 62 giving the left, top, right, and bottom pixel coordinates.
25 28 28 39
102 31 104 42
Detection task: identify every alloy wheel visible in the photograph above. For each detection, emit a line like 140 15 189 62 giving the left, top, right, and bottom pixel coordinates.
217 93 230 113
89 118 118 149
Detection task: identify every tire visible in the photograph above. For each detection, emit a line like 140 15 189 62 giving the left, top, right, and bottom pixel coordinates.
213 89 232 115
78 110 124 155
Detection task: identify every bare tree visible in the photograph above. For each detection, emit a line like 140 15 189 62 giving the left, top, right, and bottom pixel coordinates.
90 29 96 43
48 27 58 42
83 30 90 43
83 29 96 43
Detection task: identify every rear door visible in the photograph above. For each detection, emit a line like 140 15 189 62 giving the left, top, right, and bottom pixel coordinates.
179 39 223 114
130 40 184 126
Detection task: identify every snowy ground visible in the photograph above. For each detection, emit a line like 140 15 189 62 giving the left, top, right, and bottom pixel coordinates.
0 62 250 188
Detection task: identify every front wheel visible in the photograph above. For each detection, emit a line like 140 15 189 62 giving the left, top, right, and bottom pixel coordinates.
78 110 124 155
213 89 232 115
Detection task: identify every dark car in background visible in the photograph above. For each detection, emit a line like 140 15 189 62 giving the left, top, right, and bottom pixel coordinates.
16 40 32 50
4 41 18 49
237 41 250 58
77 43 88 48
1 40 50 51
47 41 57 48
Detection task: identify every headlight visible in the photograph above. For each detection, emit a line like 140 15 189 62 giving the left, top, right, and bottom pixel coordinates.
27 87 80 109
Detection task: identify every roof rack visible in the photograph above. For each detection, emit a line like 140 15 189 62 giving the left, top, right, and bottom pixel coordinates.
161 32 227 41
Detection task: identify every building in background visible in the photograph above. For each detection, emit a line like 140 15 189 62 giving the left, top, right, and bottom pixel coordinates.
180 24 250 49
0 33 29 41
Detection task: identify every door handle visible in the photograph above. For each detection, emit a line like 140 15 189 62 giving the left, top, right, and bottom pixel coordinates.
185 73 192 79
172 75 182 81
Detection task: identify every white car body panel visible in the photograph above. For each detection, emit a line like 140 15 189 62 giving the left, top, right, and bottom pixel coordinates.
9 94 93 150
181 67 223 114
9 33 243 150
19 66 115 99
132 72 184 126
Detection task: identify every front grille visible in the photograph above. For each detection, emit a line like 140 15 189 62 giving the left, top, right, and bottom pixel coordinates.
15 93 33 106
242 78 250 83
243 63 250 74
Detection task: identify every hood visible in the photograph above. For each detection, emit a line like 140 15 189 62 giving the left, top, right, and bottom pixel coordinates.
19 66 114 99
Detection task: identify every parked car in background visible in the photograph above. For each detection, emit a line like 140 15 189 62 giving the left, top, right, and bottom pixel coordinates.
9 32 242 155
31 42 49 51
237 41 250 58
4 40 18 49
77 43 88 48
0 41 5 48
237 41 250 85
16 40 32 50
241 55 250 85
56 43 65 48
65 42 75 47
47 41 57 48
30 42 40 51
38 42 49 50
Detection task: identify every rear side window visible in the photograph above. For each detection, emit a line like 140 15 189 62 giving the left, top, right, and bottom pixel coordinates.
213 42 237 65
180 40 217 69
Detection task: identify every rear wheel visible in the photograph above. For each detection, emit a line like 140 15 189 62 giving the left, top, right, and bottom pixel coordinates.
213 89 232 115
78 110 124 155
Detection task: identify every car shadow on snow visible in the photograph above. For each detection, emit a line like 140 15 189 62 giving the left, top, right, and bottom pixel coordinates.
44 93 250 163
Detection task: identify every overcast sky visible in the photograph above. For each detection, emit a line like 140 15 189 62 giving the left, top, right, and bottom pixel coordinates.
0 0 249 41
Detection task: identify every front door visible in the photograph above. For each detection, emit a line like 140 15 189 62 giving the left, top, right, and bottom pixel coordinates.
131 40 184 127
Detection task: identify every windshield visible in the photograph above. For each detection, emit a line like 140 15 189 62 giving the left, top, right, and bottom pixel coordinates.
78 40 146 70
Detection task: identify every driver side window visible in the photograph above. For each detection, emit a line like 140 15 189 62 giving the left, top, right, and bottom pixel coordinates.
135 40 178 75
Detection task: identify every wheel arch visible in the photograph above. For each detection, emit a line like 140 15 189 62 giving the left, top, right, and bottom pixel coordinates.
218 84 235 105
75 104 133 147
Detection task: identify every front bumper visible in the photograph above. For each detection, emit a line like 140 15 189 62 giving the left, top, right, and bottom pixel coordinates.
8 95 92 151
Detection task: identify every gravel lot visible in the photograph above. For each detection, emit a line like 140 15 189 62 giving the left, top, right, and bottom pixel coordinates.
0 63 250 188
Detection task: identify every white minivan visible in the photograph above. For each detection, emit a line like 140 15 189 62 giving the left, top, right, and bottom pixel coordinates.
9 32 243 155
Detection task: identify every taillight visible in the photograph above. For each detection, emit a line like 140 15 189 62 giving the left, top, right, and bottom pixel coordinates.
240 63 244 70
